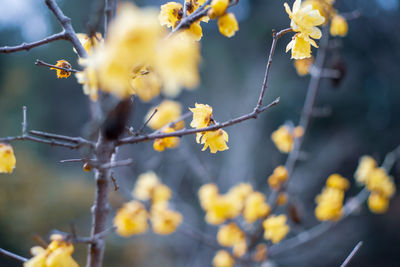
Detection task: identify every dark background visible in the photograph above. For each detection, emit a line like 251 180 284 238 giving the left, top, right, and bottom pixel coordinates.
0 0 399 266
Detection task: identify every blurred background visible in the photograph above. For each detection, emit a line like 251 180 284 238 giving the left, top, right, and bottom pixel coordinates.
0 0 400 266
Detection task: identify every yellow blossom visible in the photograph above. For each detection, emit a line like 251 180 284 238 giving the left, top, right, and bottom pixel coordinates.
271 125 304 153
159 2 183 29
132 171 160 201
51 60 72 79
286 33 314 59
153 127 180 152
25 235 79 267
268 166 289 190
368 193 389 214
294 57 314 76
213 250 234 267
198 129 229 153
217 222 247 257
354 156 377 184
315 185 346 221
130 66 161 102
243 192 271 223
156 34 200 96
218 13 239 38
209 0 229 18
227 183 253 204
184 22 204 41
75 32 103 54
326 174 350 190
0 143 16 173
152 184 172 204
150 204 183 235
365 168 396 198
147 100 183 130
114 201 149 237
253 244 267 262
75 61 98 101
205 194 242 224
263 215 290 244
277 193 288 206
190 103 213 129
198 183 219 210
330 14 348 37
302 0 334 21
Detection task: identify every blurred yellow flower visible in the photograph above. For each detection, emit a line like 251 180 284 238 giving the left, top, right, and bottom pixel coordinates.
75 61 98 101
0 143 16 173
190 103 213 129
227 183 253 203
152 184 172 204
263 215 290 243
150 204 183 235
330 14 348 37
130 66 161 102
294 57 314 76
147 100 183 130
243 192 271 223
205 194 242 225
113 201 149 237
132 171 160 201
75 32 103 54
218 13 239 38
368 192 389 214
209 0 229 18
268 166 289 190
198 183 219 210
303 0 334 21
213 250 234 267
51 60 72 79
271 125 303 153
276 192 288 206
326 174 350 190
354 156 377 184
24 235 79 267
366 168 396 198
153 127 180 152
198 129 229 153
217 222 247 257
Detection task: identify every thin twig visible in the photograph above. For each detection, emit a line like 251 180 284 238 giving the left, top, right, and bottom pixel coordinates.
100 158 133 169
133 109 158 136
35 59 80 73
0 31 67 53
171 0 212 34
22 106 27 135
29 130 94 146
111 173 119 191
0 248 28 262
340 241 363 267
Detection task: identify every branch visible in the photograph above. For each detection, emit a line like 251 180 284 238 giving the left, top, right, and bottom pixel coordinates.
29 130 94 147
35 59 80 73
171 0 212 34
0 248 28 263
340 241 363 267
117 97 280 146
0 32 67 53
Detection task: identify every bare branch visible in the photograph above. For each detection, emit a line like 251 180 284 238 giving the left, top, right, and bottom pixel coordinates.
129 109 158 136
0 31 67 53
117 97 280 146
29 130 94 147
340 241 363 267
22 106 27 135
111 173 119 191
35 59 80 73
100 158 133 169
0 248 28 263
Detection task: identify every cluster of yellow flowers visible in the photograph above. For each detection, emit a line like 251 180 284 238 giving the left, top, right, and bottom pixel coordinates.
159 0 239 39
51 59 72 79
268 166 289 190
24 234 79 267
76 3 200 102
0 143 16 173
284 0 325 59
271 124 304 153
262 214 290 243
114 172 182 236
315 174 349 221
355 156 396 213
217 222 247 257
145 100 184 152
190 103 229 153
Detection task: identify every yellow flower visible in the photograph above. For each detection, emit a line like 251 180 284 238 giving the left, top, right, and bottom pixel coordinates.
263 215 290 244
227 183 253 204
153 127 180 152
132 171 160 201
159 2 183 29
271 125 304 152
243 192 271 223
209 0 229 19
218 13 239 38
130 66 161 102
368 192 389 214
286 33 315 59
0 143 16 173
198 129 229 153
190 103 213 129
51 60 72 79
213 250 234 267
330 14 348 37
25 235 79 267
315 185 346 221
75 59 98 101
147 100 183 130
326 174 350 190
294 57 314 76
354 156 377 184
205 194 242 225
75 32 103 54
152 184 172 204
217 223 247 257
150 204 183 235
268 166 289 190
365 168 396 198
184 22 204 41
198 183 219 210
113 201 149 237
276 193 288 206
156 34 200 96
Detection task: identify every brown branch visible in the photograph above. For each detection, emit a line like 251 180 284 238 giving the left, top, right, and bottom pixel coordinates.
29 130 94 147
117 97 280 146
0 31 67 53
340 241 363 267
35 59 80 73
171 0 212 34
